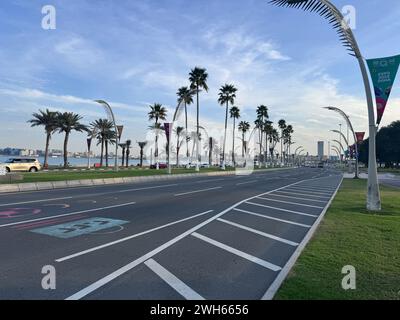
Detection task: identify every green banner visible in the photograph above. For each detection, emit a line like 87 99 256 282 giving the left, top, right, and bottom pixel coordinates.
367 55 400 125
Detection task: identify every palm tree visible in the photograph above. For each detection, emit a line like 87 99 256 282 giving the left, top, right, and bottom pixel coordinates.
56 112 88 168
268 128 280 165
174 126 185 166
278 119 287 165
91 119 114 167
138 141 147 167
189 67 208 171
229 106 240 166
177 87 194 162
104 129 117 167
238 121 250 158
125 139 131 167
28 109 58 169
283 124 294 165
218 84 237 169
263 121 273 167
119 142 127 167
256 105 269 167
148 104 167 169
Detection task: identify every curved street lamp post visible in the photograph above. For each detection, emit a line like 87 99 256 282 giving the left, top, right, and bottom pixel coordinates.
270 0 380 210
94 100 119 172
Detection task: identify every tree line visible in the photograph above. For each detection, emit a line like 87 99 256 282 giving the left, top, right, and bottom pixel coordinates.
358 121 400 168
28 66 295 170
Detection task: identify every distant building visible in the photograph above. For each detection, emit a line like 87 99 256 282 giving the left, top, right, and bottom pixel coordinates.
317 141 324 160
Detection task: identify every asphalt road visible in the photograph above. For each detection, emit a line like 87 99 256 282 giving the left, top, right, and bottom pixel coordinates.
0 167 342 300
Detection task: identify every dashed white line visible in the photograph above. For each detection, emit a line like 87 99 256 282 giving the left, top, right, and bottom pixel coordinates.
145 259 205 300
0 201 137 228
191 232 282 271
274 190 330 199
56 210 214 262
257 197 324 209
283 187 333 195
236 180 258 186
174 186 222 197
0 196 73 207
233 208 311 228
267 193 327 203
244 202 318 218
217 218 299 246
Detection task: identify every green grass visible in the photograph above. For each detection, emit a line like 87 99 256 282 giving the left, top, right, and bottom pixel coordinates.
1 166 289 184
4 168 231 184
276 179 400 300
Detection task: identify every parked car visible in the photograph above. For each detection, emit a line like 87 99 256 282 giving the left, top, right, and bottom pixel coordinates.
200 163 210 168
1 158 41 172
150 163 168 169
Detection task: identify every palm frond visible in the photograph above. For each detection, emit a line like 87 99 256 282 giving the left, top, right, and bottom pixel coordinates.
269 0 360 57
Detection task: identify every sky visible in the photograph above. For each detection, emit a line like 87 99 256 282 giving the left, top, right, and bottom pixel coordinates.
0 0 400 157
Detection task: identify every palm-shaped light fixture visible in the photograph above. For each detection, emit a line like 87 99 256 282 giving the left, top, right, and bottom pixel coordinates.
269 0 380 210
94 100 119 171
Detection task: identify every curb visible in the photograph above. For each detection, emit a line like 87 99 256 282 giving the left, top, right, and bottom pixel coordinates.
0 167 294 194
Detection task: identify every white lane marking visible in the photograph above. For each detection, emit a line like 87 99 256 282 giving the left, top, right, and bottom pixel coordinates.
283 187 333 196
144 259 205 300
257 197 324 209
174 186 222 197
56 210 214 262
0 196 73 207
233 208 311 228
65 179 305 300
274 190 330 199
195 179 226 184
267 193 327 203
290 185 336 192
217 218 299 246
0 184 178 206
0 202 137 228
191 232 281 271
262 176 344 300
116 184 178 194
236 180 258 186
245 202 318 218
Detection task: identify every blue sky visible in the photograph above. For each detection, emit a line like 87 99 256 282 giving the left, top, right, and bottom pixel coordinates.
1 0 400 156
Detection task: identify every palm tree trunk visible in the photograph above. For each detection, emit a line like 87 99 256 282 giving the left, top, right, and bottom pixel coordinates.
185 102 189 159
105 140 109 167
126 149 129 167
265 134 268 168
121 147 125 167
196 86 200 171
100 138 104 167
232 118 236 166
176 135 180 166
242 131 245 158
44 132 51 169
140 147 144 167
222 102 228 169
63 131 70 168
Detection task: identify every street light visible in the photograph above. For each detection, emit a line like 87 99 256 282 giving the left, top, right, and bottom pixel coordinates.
94 100 119 172
270 0 380 211
325 107 359 179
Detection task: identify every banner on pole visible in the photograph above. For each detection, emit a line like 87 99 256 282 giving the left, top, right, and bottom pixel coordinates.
117 125 124 140
355 132 365 144
367 54 400 125
163 123 172 144
87 138 92 152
